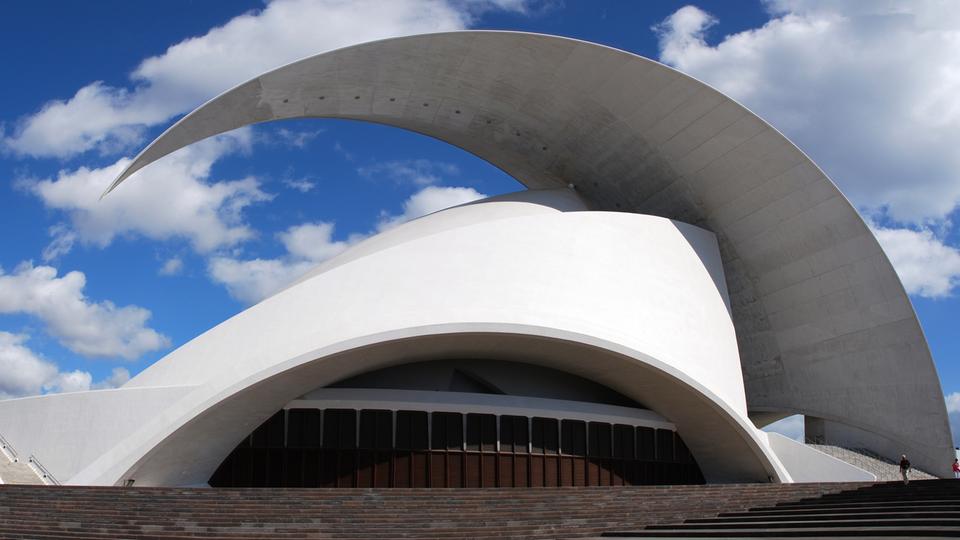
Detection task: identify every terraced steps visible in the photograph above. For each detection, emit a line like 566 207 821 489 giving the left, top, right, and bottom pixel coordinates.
603 479 960 538
0 482 858 539
2 480 956 539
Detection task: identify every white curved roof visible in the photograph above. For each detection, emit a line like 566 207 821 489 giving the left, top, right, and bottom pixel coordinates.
109 31 952 474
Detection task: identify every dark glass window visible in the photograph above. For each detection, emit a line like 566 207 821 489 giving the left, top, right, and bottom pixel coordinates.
637 427 655 460
531 417 559 455
588 422 612 458
359 409 392 449
466 414 496 452
676 435 693 464
499 415 528 453
613 424 634 459
287 408 321 448
431 412 463 451
656 429 675 462
251 411 285 448
395 410 428 450
561 419 587 456
323 409 357 449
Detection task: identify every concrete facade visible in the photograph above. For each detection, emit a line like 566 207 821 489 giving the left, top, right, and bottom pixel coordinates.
0 31 952 485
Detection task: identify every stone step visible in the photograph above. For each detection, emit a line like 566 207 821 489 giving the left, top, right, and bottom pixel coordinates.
691 512 960 523
603 526 960 537
0 458 42 485
1 481 953 539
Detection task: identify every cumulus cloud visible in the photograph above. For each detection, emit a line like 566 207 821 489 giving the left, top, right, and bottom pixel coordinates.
763 414 804 442
871 223 960 298
3 0 529 158
210 185 486 303
376 185 486 231
209 222 353 304
0 333 130 399
655 1 960 224
159 257 184 276
24 131 270 256
0 262 169 359
358 159 460 187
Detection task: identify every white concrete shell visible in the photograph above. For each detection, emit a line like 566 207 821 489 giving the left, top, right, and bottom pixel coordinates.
105 31 952 475
0 31 950 485
3 189 796 485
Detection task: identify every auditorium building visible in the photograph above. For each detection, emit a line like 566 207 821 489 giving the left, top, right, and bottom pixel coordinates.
0 31 953 487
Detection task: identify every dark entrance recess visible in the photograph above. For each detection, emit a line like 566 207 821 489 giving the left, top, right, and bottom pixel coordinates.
209 408 704 487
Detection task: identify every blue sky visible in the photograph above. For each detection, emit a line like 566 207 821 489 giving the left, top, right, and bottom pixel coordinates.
2 0 959 443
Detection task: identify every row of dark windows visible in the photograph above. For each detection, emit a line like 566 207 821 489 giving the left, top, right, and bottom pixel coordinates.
211 408 705 487
239 408 695 463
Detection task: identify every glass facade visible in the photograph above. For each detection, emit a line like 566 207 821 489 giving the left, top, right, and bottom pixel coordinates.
210 408 704 488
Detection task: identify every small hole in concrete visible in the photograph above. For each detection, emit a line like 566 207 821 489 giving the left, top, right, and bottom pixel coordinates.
423 103 429 107
389 98 396 102
455 110 461 114
319 96 325 100
354 96 360 100
282 99 288 103
541 146 547 151
486 120 492 124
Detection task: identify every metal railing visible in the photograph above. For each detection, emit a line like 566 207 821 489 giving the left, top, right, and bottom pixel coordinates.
27 455 60 485
0 432 19 463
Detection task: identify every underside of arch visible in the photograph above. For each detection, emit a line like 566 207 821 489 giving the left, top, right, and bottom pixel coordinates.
79 329 787 486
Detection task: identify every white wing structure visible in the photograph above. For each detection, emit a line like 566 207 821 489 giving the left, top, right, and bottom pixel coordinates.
0 32 950 487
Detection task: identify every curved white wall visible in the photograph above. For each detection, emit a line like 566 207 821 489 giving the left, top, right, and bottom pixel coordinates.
49 190 787 486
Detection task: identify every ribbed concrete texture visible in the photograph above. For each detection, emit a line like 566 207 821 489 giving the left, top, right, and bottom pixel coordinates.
810 445 937 482
0 483 863 539
603 479 960 538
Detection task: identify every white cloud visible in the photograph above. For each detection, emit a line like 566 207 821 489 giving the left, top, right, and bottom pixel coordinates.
26 131 271 255
0 332 60 399
0 262 169 359
282 178 316 193
3 0 530 158
0 333 129 399
359 159 460 187
41 224 77 262
208 257 316 305
871 223 960 298
208 222 352 304
945 392 960 446
93 367 131 390
210 185 486 303
274 128 323 149
763 414 805 442
279 222 353 261
377 185 486 231
159 257 184 276
655 1 960 224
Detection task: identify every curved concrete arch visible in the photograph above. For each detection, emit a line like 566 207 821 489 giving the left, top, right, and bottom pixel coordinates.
72 326 787 487
107 31 951 474
59 194 781 485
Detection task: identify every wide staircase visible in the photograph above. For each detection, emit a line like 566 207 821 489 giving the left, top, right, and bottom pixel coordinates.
604 478 960 538
0 480 956 539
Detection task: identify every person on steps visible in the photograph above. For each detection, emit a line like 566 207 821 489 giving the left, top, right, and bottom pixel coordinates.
952 458 959 479
899 454 911 485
